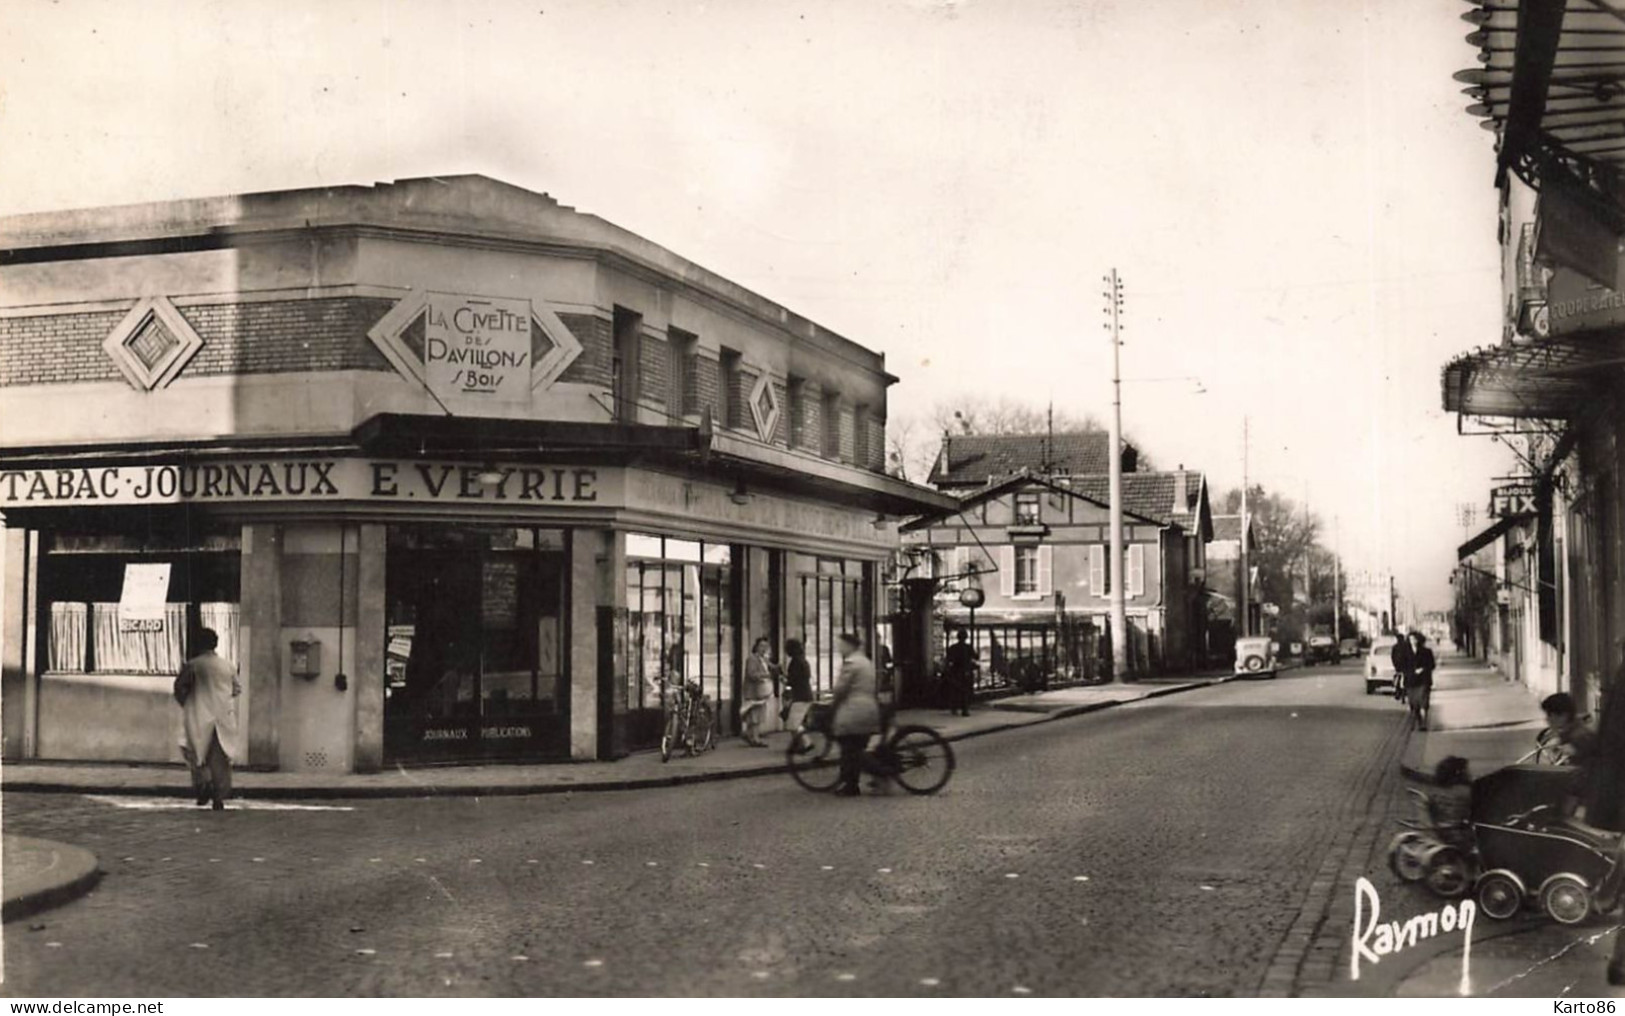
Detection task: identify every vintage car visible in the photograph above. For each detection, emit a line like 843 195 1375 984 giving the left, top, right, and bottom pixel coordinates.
1234 636 1278 679
1306 634 1337 665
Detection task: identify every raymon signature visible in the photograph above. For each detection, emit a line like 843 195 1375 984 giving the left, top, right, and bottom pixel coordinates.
1351 876 1475 992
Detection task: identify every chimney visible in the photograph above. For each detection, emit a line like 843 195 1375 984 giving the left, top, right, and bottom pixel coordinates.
1172 471 1188 515
937 434 952 480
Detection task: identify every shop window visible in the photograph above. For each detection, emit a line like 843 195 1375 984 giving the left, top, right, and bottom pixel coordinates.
792 557 867 697
624 533 735 751
41 528 241 676
383 526 568 762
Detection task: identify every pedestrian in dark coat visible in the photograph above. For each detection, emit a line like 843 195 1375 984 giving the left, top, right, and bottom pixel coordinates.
1390 632 1416 702
1404 632 1435 731
943 628 977 717
780 638 814 732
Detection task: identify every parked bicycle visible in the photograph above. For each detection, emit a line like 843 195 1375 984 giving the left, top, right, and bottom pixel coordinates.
660 678 716 762
785 702 955 794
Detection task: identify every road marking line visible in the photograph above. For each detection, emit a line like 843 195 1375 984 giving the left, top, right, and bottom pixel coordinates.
821 865 835 871
45 942 62 949
1012 986 1032 995
920 978 941 987
878 868 892 874
511 955 528 962
435 952 453 959
835 972 856 982
189 943 209 950
355 949 376 956
1073 875 1089 882
584 959 604 968
84 795 354 812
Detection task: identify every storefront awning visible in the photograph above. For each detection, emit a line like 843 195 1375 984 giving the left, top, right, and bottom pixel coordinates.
352 413 957 518
1458 513 1530 561
1441 333 1625 419
1459 0 1625 183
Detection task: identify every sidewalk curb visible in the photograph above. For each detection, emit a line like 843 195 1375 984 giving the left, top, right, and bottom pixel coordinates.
0 678 1229 800
1 839 101 924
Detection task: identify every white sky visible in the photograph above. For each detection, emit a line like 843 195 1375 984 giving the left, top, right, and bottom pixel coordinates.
0 0 1515 611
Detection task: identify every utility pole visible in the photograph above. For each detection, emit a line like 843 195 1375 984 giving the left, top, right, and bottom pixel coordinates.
1332 515 1341 647
1105 269 1128 682
1239 416 1250 639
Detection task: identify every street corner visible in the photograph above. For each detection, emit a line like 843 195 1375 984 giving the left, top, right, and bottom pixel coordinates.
2 835 102 923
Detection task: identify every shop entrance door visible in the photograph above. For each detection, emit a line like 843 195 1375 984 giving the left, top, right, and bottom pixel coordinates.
383 526 568 763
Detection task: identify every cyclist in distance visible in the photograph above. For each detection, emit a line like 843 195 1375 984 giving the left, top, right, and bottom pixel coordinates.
830 631 883 798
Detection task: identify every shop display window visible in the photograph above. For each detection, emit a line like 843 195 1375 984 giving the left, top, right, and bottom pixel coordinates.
624 534 734 750
383 525 567 761
40 526 241 676
787 556 869 696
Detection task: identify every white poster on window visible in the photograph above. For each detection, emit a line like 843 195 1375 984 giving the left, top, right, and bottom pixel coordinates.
119 563 171 630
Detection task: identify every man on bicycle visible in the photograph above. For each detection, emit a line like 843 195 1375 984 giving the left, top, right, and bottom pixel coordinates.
831 631 883 797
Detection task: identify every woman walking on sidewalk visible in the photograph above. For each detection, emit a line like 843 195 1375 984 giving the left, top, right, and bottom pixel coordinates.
1404 632 1435 731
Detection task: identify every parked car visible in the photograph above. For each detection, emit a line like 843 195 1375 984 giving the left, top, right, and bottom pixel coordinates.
1365 634 1401 695
1306 634 1336 665
1234 636 1278 679
1339 638 1359 661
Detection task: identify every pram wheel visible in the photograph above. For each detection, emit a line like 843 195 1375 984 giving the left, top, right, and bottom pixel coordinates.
1540 874 1593 925
1388 831 1430 882
1424 846 1472 898
1475 870 1525 920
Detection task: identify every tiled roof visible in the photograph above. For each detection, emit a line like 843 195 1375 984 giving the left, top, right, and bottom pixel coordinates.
1212 514 1247 543
928 432 1137 488
1069 470 1205 530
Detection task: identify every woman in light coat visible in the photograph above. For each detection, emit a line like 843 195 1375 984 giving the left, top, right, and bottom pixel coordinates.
831 632 883 796
741 637 778 746
174 628 241 810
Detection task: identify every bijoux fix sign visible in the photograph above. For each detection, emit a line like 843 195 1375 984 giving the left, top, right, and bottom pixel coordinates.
0 459 616 508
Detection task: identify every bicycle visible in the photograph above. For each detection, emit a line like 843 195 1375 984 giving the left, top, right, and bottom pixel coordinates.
785 702 955 795
660 679 716 762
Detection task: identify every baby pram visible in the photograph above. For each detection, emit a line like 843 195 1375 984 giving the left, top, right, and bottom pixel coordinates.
1390 757 1621 925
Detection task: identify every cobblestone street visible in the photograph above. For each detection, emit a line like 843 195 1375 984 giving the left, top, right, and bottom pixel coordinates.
5 665 1414 996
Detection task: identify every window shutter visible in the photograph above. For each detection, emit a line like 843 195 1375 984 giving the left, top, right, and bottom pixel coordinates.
1129 544 1145 597
1090 545 1104 598
1038 546 1053 596
1000 546 1015 597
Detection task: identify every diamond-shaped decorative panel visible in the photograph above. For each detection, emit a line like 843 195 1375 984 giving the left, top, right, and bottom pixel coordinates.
368 290 583 406
748 371 781 443
102 297 204 391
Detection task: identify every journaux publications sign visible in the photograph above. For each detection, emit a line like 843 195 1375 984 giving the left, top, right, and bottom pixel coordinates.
424 293 532 407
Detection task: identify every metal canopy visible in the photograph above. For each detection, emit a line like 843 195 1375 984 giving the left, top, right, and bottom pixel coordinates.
1459 0 1625 207
1441 333 1625 418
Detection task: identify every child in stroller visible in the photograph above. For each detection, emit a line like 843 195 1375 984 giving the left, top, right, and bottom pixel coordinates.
1389 756 1477 898
1389 748 1624 925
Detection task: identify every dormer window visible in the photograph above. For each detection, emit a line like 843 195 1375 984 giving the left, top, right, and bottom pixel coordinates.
1014 492 1040 526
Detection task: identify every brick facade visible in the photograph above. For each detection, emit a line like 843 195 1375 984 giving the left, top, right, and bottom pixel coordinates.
771 379 789 446
693 353 721 421
837 400 856 464
798 379 824 453
557 312 611 388
640 335 670 410
0 298 398 388
0 309 127 386
729 365 753 432
180 298 396 376
867 412 887 472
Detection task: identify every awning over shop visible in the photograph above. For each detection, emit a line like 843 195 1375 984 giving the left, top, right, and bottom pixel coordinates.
352 413 957 518
1458 0 1625 184
1441 332 1625 418
1458 513 1530 561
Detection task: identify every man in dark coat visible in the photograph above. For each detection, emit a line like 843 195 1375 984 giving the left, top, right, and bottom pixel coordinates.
943 629 977 717
1390 630 1415 702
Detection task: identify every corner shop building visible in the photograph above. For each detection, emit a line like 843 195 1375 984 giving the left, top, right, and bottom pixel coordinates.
0 175 953 772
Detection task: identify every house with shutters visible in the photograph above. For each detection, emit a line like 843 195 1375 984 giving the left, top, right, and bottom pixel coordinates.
900 432 1213 677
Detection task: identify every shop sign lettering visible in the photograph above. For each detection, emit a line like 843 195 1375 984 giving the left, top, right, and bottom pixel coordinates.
425 293 532 407
0 459 609 509
423 728 468 741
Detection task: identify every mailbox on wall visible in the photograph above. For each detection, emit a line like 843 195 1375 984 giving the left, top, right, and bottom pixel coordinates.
289 637 323 679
